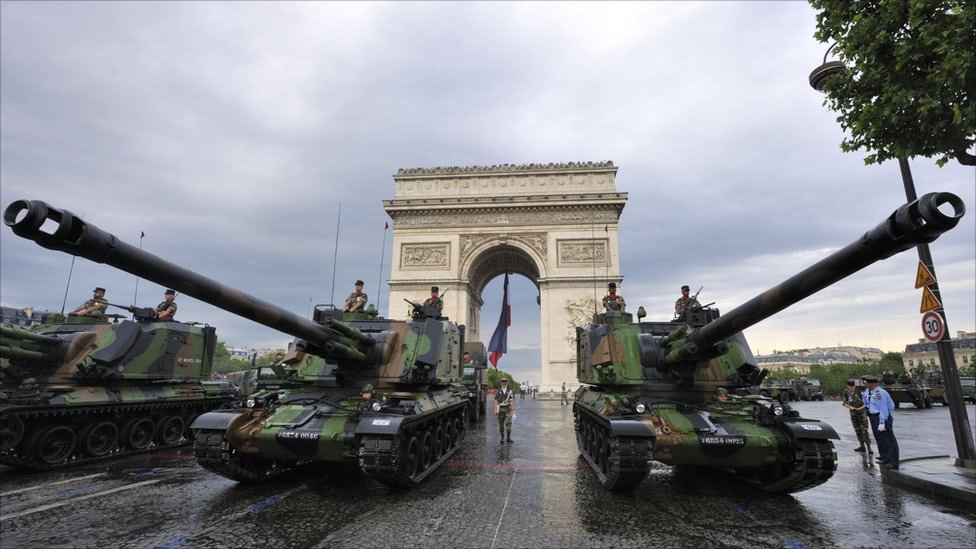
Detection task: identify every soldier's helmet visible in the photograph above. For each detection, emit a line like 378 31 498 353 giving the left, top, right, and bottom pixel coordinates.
361 383 374 393
716 387 728 396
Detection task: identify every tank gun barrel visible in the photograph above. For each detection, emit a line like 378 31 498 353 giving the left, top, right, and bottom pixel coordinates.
3 200 373 361
668 192 965 363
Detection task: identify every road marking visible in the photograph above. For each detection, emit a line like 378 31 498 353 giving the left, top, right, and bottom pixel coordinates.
0 473 108 497
0 479 161 521
490 467 518 549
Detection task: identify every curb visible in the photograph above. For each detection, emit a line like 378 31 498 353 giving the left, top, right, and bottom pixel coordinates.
881 455 976 508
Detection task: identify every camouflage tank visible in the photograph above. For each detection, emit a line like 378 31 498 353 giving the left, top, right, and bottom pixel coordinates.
758 378 794 403
4 199 470 487
0 307 237 470
573 192 965 493
792 378 824 401
881 370 931 408
915 368 946 406
461 342 488 422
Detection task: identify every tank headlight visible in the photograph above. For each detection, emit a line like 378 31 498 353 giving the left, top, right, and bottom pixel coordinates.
246 398 256 408
635 403 646 414
468 392 474 398
773 405 784 416
371 401 383 412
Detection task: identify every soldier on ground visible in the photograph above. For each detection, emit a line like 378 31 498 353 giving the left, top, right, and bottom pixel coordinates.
602 282 626 312
342 280 368 312
494 377 516 443
674 285 701 317
422 286 444 316
842 379 872 454
71 287 108 316
155 289 178 321
560 381 569 406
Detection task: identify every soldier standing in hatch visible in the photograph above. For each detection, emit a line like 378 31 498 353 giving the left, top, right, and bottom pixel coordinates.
342 280 368 312
843 379 872 454
602 282 626 312
71 287 108 316
560 381 569 406
423 286 444 316
155 289 178 321
674 285 701 317
494 378 516 443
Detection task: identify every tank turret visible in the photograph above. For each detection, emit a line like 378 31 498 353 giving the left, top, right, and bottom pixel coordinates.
4 199 469 485
573 193 964 493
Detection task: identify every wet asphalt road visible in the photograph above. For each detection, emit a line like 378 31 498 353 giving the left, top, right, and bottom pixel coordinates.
1 400 974 549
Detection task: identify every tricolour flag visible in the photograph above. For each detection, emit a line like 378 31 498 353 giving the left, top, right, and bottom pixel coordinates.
487 273 511 368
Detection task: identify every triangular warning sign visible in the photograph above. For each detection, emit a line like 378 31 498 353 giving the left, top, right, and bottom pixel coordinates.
920 286 942 313
915 262 936 289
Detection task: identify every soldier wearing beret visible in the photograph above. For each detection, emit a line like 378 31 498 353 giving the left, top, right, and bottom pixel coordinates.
674 285 701 317
423 286 443 315
71 287 108 316
155 289 178 321
602 282 626 312
342 280 368 312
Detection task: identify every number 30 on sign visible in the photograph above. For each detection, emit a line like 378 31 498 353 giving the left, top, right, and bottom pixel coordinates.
921 311 945 343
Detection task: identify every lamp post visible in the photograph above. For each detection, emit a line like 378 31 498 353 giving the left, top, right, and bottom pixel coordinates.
809 52 976 468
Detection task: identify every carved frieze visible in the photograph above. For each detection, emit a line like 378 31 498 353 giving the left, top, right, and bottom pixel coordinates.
565 297 599 361
393 208 618 229
557 239 608 266
459 232 548 266
400 243 450 269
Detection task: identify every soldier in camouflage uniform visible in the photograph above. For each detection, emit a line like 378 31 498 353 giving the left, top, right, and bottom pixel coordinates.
342 280 368 312
842 379 872 454
494 378 516 443
155 289 178 320
674 285 701 317
602 282 626 312
71 287 108 316
422 286 444 316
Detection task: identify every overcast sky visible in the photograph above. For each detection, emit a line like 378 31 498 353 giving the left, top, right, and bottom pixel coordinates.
2 2 973 386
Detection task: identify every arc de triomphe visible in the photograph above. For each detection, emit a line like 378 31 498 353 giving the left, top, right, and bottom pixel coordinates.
383 161 627 389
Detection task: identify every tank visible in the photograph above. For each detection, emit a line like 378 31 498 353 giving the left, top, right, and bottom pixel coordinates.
881 369 931 408
461 342 488 422
0 309 237 470
573 192 965 493
916 369 946 405
758 378 794 403
3 199 470 487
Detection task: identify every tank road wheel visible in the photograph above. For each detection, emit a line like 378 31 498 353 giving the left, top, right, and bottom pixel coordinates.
403 435 421 480
157 416 186 446
81 421 119 457
453 417 465 445
122 417 155 450
33 426 76 465
443 421 455 453
753 438 837 494
420 431 434 470
0 414 25 452
431 425 444 459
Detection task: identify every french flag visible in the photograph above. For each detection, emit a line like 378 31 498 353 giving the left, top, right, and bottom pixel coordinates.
487 273 511 368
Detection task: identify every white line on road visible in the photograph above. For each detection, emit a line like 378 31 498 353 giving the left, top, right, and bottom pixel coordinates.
490 467 519 549
0 479 161 521
0 472 108 497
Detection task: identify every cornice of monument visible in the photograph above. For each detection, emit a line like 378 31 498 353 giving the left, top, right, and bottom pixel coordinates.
394 161 616 178
384 201 625 219
384 192 627 210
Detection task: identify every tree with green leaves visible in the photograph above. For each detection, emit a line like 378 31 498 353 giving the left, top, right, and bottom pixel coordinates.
810 0 975 166
486 368 521 391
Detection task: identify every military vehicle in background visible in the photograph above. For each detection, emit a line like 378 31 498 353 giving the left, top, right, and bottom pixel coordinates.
792 378 825 401
881 369 931 408
0 306 237 470
4 199 470 487
960 377 976 404
573 192 965 493
758 378 794 403
461 342 488 422
0 306 63 328
915 368 947 405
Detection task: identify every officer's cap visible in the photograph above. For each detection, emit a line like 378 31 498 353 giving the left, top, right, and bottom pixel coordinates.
681 285 690 291
431 286 439 293
93 287 106 293
608 282 616 289
861 375 878 383
355 280 364 286
164 289 176 295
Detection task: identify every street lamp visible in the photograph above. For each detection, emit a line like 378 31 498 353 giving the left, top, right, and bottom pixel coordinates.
809 47 976 468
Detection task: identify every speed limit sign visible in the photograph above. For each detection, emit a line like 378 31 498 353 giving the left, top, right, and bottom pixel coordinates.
921 311 945 343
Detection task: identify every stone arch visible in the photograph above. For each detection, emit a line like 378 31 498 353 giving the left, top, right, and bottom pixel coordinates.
384 161 627 390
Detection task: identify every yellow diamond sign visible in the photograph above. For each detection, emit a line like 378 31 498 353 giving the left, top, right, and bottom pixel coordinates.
914 261 936 289
920 286 942 313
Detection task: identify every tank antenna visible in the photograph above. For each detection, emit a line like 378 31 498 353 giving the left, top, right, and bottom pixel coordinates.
329 202 342 306
376 221 389 313
132 231 145 305
59 255 76 315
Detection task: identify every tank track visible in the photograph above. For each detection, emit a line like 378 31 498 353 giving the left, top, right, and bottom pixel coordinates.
358 402 467 487
0 398 233 470
751 438 837 494
573 404 653 492
193 429 290 482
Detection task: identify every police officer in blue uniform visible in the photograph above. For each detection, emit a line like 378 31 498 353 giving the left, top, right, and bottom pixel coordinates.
862 375 899 469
